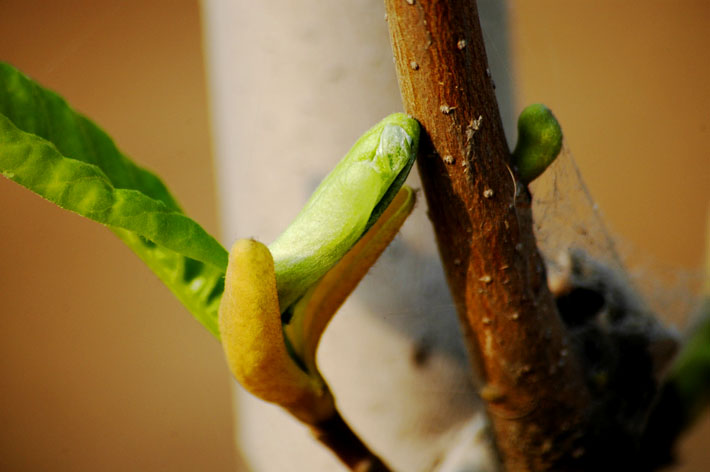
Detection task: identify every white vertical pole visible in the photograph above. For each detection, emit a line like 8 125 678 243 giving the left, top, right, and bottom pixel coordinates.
201 1 511 470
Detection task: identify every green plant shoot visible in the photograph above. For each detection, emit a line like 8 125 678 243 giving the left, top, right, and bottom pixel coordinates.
219 116 419 423
0 61 421 423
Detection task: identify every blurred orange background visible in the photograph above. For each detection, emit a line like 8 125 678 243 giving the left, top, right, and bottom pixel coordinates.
0 1 238 471
0 1 707 471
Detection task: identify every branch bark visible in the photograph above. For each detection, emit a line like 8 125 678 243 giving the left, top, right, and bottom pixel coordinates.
384 1 591 469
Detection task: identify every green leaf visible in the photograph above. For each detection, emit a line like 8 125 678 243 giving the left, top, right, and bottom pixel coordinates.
0 62 225 337
115 229 224 338
0 63 181 211
269 113 420 311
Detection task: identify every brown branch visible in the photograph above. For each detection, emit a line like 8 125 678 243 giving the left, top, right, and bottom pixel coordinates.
384 1 591 470
310 410 392 472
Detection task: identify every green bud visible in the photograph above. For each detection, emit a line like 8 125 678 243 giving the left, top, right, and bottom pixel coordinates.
512 103 563 183
269 113 420 311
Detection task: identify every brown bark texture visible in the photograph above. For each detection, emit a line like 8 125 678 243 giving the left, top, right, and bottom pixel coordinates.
384 1 592 470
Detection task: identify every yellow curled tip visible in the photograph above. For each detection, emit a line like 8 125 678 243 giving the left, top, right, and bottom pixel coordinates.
219 238 334 424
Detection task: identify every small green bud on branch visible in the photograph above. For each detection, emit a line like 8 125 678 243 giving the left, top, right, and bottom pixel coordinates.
512 103 563 183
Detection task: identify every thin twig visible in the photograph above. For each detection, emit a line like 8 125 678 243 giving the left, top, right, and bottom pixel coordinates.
310 410 392 472
384 1 591 469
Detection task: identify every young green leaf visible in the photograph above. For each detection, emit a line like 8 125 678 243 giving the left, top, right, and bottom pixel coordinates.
0 115 226 268
0 62 180 211
285 186 417 376
115 229 225 337
269 113 420 311
0 62 226 337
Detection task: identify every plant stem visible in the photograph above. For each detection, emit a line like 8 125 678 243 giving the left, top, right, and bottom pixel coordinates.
310 410 392 472
384 1 591 469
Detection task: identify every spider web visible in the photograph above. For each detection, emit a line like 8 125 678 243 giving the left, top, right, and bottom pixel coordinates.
529 143 702 327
